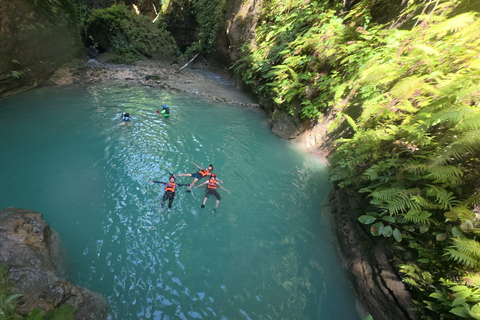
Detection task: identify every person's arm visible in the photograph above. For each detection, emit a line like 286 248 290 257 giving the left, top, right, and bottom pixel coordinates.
191 162 203 170
177 183 190 186
194 181 208 189
218 184 231 194
150 180 166 184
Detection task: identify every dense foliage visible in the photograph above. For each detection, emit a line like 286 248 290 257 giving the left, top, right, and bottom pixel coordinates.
233 0 480 318
86 5 179 63
159 0 227 56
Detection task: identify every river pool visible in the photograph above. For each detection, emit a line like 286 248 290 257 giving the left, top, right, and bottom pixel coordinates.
0 84 358 319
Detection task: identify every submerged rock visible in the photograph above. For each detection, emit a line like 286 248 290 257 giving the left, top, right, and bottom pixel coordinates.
0 207 108 319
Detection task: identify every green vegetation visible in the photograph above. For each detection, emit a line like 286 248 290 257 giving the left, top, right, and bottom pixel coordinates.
0 266 74 320
233 0 480 318
86 5 179 64
158 0 227 56
189 0 227 55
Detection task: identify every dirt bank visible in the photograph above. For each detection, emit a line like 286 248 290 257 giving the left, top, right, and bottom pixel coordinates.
47 58 259 108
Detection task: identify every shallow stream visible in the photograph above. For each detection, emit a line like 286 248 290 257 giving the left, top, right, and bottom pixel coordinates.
0 84 358 319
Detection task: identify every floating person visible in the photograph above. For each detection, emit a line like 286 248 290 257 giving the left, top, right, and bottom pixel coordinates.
194 174 230 211
150 175 190 212
175 162 221 193
156 105 170 117
121 112 131 121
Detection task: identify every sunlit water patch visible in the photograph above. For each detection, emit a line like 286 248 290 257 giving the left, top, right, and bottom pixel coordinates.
0 84 358 319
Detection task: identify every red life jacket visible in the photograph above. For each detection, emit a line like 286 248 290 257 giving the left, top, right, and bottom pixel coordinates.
165 183 176 192
207 178 217 189
199 169 210 177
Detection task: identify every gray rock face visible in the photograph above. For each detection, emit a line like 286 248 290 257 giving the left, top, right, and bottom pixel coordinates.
270 109 302 139
0 0 80 100
329 188 416 320
0 207 108 319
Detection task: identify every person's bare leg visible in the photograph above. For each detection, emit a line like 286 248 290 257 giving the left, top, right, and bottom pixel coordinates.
214 200 220 210
175 173 191 177
187 178 199 192
201 197 207 208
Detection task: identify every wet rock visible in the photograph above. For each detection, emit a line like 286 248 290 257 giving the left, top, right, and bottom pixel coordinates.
328 188 416 320
0 207 108 319
270 109 302 139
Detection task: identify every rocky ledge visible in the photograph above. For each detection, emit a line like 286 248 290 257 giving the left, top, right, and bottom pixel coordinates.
329 187 417 320
0 207 108 319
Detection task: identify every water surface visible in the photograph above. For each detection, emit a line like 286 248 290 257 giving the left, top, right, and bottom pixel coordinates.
0 85 358 319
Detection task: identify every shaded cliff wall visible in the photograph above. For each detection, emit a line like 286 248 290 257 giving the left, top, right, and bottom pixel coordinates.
0 207 108 319
0 0 81 99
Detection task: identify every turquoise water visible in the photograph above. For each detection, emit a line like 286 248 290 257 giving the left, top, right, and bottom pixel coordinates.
0 85 358 320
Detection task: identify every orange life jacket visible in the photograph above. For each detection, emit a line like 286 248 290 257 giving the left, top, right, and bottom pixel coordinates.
199 169 210 177
165 182 176 192
207 178 217 189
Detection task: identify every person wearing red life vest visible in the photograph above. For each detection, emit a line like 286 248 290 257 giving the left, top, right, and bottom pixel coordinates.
150 175 189 212
194 174 230 211
175 161 222 193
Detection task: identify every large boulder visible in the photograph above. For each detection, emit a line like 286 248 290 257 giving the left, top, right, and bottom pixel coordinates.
0 0 80 99
0 207 108 319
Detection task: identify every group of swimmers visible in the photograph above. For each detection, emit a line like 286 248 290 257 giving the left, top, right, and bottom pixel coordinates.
150 162 230 212
122 107 228 212
121 105 170 122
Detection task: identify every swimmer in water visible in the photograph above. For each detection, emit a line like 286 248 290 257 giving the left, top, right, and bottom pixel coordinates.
175 162 222 193
150 175 190 212
161 105 170 117
195 173 230 211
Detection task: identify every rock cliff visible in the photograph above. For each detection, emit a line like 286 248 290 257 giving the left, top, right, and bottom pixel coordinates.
0 207 108 319
329 187 416 320
0 0 80 99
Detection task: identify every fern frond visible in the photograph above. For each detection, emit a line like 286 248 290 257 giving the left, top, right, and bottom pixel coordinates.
370 187 405 202
402 209 432 225
424 165 464 185
444 238 480 268
410 195 442 210
426 185 460 210
403 163 430 175
430 13 477 38
465 190 480 207
435 130 480 164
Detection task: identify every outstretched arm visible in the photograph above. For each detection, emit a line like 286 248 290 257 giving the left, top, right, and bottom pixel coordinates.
150 180 166 185
191 161 203 170
218 184 231 194
194 181 208 189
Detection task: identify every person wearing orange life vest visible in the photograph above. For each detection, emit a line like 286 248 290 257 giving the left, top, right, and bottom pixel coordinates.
150 175 190 212
174 162 222 193
194 174 230 211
